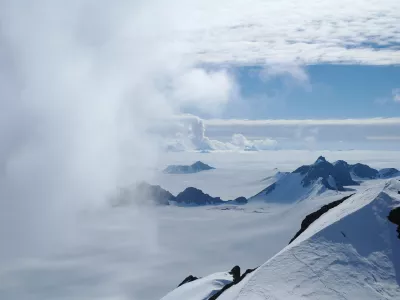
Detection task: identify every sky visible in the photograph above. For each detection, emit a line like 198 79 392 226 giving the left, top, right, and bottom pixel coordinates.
183 65 400 119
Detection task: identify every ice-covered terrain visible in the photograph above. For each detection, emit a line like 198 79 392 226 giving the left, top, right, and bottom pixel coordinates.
0 150 399 300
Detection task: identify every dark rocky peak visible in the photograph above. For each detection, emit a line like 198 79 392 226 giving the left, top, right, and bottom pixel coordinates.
350 163 378 179
191 161 214 171
314 156 327 164
292 157 359 190
111 182 175 206
379 168 399 178
334 160 350 168
173 187 223 205
163 161 214 174
332 160 359 186
231 196 247 204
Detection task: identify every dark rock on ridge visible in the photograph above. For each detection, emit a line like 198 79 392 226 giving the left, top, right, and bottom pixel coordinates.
208 266 257 300
388 207 400 239
177 275 199 287
289 193 355 244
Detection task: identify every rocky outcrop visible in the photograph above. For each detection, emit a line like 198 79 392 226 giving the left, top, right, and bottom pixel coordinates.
350 163 379 179
208 266 257 300
388 207 400 239
177 275 199 287
229 196 248 204
163 161 215 174
332 160 359 186
173 265 257 300
172 187 247 206
379 168 400 178
289 194 355 244
110 182 175 206
173 187 224 205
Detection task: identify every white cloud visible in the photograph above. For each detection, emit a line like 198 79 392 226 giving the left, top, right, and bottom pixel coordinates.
162 114 278 151
0 0 241 262
393 88 400 103
261 61 309 84
170 68 237 114
205 117 400 126
170 0 400 65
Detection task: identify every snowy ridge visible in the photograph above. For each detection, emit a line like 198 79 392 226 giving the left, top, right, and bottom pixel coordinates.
218 179 400 300
161 179 400 300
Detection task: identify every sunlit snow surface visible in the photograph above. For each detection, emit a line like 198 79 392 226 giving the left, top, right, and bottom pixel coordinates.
1 150 399 300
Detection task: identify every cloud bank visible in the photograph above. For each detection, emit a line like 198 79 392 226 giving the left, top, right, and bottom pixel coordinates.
171 0 400 65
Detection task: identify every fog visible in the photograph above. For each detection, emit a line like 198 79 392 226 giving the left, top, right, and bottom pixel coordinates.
0 0 236 262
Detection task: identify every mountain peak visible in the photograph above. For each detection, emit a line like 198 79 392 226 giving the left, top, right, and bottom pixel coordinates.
314 156 327 164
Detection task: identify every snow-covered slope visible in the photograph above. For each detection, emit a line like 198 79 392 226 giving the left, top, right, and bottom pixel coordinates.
251 172 332 203
250 156 357 203
218 179 400 300
161 179 400 300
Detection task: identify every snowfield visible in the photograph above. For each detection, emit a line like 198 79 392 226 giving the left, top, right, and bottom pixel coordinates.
0 151 399 300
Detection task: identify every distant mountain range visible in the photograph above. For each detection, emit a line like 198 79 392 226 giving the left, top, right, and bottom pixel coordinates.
111 182 247 206
113 156 398 207
250 156 399 203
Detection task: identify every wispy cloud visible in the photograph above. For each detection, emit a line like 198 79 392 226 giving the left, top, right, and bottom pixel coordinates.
393 88 400 103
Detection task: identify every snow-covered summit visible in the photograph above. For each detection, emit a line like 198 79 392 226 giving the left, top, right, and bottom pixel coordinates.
251 156 358 203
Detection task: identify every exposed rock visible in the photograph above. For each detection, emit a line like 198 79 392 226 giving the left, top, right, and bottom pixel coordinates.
379 168 400 178
172 187 247 206
110 182 175 206
229 266 240 283
173 187 224 205
289 193 355 244
293 156 358 191
177 275 199 287
163 161 215 174
228 196 248 205
388 207 400 239
208 266 257 300
350 163 379 179
333 160 359 186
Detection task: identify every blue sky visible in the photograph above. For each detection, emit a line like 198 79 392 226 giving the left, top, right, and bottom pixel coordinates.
186 64 400 120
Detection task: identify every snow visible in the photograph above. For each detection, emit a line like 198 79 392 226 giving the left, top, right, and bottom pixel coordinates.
250 173 334 203
161 272 233 300
218 179 400 300
0 150 399 300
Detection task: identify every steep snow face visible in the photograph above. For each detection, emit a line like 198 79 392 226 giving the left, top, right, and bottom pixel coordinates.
161 271 233 300
219 180 400 300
